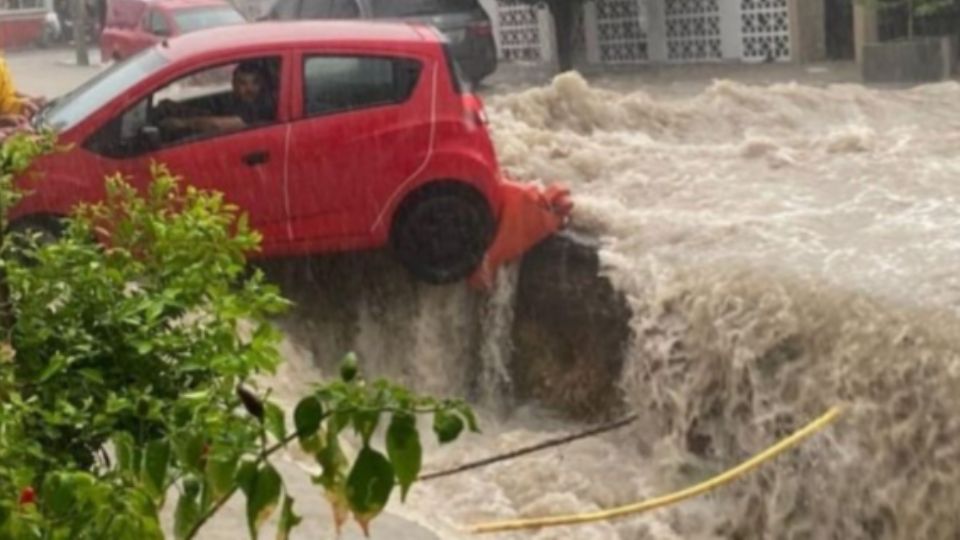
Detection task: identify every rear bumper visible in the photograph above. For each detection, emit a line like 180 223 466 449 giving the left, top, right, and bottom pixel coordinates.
468 177 573 289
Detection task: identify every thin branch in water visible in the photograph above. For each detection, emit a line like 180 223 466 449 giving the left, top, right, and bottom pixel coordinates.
419 414 638 482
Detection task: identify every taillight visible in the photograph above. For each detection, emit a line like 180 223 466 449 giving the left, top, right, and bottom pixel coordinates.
462 94 489 126
467 21 492 37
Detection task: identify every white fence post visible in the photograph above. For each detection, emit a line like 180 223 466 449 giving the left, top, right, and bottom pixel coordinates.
584 0 601 64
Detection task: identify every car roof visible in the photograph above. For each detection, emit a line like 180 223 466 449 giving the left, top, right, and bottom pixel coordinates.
160 20 439 59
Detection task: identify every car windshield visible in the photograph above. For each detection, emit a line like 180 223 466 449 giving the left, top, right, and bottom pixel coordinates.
371 0 477 17
174 6 246 33
41 49 169 132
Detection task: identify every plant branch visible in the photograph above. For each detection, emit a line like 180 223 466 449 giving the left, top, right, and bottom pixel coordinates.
419 414 638 482
181 403 455 538
184 430 298 540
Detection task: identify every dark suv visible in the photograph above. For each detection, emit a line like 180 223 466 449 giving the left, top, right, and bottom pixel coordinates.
261 0 497 85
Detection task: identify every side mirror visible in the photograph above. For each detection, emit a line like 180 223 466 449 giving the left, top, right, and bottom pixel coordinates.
139 125 161 150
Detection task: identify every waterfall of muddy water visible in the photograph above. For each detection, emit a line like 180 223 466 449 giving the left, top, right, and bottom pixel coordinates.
237 74 960 540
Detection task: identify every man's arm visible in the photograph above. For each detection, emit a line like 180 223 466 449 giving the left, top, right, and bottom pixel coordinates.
160 115 247 135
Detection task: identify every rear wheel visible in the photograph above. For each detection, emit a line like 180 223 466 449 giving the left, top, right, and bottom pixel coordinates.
390 183 495 285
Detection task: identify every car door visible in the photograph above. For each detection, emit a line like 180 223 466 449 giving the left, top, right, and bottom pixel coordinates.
284 51 432 243
82 53 294 243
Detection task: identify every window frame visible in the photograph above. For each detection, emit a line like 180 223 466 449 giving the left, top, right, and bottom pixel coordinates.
298 53 424 120
84 54 288 158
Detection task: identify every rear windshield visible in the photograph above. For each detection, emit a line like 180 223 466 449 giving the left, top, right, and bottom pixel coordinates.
371 0 478 17
174 6 246 33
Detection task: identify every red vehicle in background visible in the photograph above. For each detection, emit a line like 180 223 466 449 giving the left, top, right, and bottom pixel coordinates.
25 21 571 286
99 0 245 63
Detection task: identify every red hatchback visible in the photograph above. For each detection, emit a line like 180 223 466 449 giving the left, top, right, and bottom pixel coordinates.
99 0 246 63
21 21 558 284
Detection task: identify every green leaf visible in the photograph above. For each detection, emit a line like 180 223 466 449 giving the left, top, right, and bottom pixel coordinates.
36 352 68 383
275 495 302 540
41 474 74 515
340 353 358 382
293 395 324 440
174 490 201 540
265 401 287 443
457 404 481 433
432 410 464 444
315 433 347 491
240 463 282 539
386 413 422 502
174 430 206 472
206 453 239 501
114 432 136 475
77 368 105 384
352 410 380 444
298 433 324 454
345 446 395 535
142 439 171 501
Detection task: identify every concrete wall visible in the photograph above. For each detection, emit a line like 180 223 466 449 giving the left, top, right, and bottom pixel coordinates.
853 3 879 64
861 35 957 82
789 0 826 62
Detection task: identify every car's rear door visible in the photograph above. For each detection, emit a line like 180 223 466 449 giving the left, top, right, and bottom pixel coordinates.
283 49 433 245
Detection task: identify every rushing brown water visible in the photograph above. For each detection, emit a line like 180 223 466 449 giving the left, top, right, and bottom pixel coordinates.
219 74 960 539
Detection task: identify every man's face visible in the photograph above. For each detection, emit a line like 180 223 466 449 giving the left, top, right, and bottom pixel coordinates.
233 71 263 104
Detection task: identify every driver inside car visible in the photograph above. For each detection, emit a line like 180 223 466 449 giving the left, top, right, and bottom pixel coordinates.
157 60 276 138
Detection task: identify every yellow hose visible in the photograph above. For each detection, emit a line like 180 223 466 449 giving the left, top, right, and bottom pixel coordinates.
469 406 843 534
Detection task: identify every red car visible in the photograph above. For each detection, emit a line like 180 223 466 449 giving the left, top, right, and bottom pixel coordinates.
100 0 245 63
23 21 570 284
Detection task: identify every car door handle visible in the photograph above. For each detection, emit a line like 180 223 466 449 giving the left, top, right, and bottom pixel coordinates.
242 151 270 166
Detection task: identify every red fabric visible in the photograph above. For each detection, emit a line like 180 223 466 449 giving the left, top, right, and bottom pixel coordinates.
468 179 573 289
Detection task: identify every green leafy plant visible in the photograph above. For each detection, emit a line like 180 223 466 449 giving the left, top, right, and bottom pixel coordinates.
0 135 477 539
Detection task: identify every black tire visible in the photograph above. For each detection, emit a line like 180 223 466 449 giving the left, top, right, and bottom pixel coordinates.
390 183 495 285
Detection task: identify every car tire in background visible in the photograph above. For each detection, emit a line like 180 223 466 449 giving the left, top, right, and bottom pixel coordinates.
390 182 494 285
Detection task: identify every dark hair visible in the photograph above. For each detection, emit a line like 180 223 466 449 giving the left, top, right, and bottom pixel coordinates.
234 61 268 82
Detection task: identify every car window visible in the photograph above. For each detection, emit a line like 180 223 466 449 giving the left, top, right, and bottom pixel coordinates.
41 48 169 132
85 57 282 157
268 0 300 19
146 9 170 35
302 55 421 117
329 0 359 18
370 0 477 17
298 0 332 18
173 6 246 33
